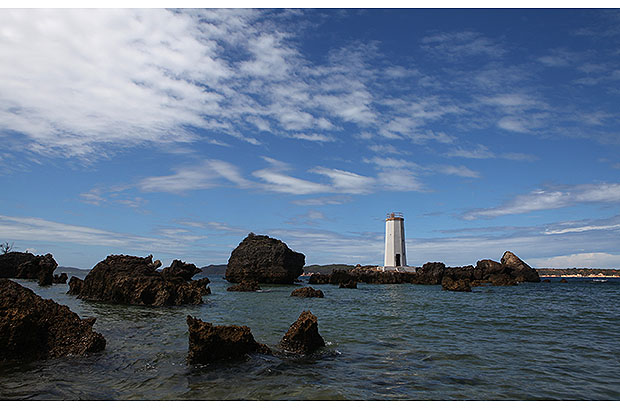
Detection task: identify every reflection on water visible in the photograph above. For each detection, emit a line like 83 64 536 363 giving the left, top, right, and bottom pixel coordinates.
1 277 620 400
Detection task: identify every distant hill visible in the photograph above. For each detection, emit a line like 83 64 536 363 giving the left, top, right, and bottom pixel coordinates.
537 268 620 277
54 266 90 276
303 264 354 275
200 264 227 276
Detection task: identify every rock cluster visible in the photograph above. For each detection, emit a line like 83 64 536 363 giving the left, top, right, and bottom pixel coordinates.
68 255 210 306
187 310 326 364
227 280 261 292
309 251 539 291
0 252 58 286
0 279 106 362
225 233 305 284
339 280 357 289
186 316 272 364
290 286 324 298
279 311 325 354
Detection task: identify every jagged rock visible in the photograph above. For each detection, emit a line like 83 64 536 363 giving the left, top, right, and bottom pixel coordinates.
489 273 517 286
560 278 568 283
279 311 325 354
0 279 106 362
52 272 68 284
186 315 271 364
501 251 540 282
225 233 305 284
0 252 58 286
413 262 446 285
227 280 260 292
441 276 472 292
339 280 357 289
68 255 210 306
290 287 324 298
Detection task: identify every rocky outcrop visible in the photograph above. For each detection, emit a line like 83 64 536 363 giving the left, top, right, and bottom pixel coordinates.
68 255 210 306
290 287 324 298
279 311 325 354
186 316 271 364
488 273 517 286
52 272 68 284
225 233 305 284
227 280 260 292
0 252 58 286
308 273 331 285
0 279 106 362
441 276 472 292
501 251 541 282
339 280 357 289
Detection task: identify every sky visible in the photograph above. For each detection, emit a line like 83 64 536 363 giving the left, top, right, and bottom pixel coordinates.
1 8 619 269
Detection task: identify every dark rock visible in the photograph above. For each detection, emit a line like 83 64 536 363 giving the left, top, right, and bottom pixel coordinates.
339 280 357 289
227 280 260 292
186 315 271 364
290 287 324 298
489 273 517 286
279 311 325 354
501 251 540 282
413 262 446 285
475 259 503 279
560 278 568 283
0 252 58 286
308 273 330 285
542 279 551 283
441 276 472 292
0 279 106 362
225 233 305 284
52 272 68 284
68 255 209 306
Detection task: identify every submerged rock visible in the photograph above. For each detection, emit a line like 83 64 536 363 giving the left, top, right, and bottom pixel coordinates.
290 286 324 298
68 254 210 306
225 233 305 284
279 311 325 354
227 280 261 292
0 279 106 362
560 278 568 283
186 315 271 364
0 252 58 286
441 276 472 292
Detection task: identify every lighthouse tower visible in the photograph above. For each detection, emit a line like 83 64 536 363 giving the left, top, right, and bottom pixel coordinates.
384 212 407 267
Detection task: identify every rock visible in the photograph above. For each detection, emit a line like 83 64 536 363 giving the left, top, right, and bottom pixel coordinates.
186 315 271 364
68 255 210 306
225 233 305 284
279 311 325 354
501 251 540 282
489 273 517 286
441 276 472 292
52 272 68 284
412 262 446 285
542 279 551 283
290 287 324 298
0 279 106 362
0 252 58 286
227 280 261 292
308 273 330 285
560 278 568 283
339 280 357 289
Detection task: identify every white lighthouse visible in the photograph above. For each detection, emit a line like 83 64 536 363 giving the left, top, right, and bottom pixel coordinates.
384 212 407 267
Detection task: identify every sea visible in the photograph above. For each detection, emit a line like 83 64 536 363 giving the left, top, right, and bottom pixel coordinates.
1 274 619 400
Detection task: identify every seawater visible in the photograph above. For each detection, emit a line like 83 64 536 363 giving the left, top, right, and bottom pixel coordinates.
1 275 619 400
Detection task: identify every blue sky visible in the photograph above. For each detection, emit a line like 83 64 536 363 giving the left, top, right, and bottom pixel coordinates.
1 8 619 269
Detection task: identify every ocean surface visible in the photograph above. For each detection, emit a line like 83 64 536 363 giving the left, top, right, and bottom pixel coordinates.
1 275 619 400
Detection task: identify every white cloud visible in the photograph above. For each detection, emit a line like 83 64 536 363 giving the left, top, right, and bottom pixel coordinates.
291 196 352 206
464 183 620 220
311 167 376 194
421 31 504 58
437 165 480 179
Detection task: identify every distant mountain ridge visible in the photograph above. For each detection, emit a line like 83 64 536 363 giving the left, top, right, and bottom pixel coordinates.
200 263 355 276
55 266 90 275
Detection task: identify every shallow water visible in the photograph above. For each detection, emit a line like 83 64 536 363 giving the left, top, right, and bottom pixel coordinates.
1 276 620 400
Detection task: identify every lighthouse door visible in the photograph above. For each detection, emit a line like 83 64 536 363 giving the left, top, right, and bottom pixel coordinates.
395 254 401 266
